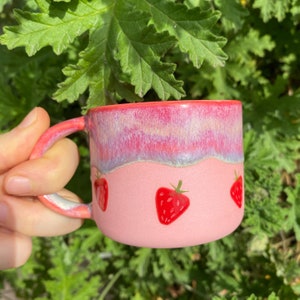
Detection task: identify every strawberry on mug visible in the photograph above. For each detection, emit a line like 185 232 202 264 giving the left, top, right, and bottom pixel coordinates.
0 107 82 270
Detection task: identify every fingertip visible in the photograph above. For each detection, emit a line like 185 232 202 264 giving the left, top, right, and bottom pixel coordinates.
0 229 32 270
14 235 32 268
17 107 50 130
35 107 50 126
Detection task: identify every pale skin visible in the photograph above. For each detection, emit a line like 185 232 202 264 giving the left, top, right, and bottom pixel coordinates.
0 107 83 270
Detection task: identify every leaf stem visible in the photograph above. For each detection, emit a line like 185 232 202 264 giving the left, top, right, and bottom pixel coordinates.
99 269 123 300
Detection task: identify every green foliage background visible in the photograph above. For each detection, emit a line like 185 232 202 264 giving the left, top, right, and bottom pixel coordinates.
0 0 300 299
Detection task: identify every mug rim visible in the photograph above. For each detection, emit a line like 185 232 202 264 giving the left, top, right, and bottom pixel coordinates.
88 100 241 113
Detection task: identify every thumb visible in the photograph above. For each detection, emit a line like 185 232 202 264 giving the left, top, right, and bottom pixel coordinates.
0 108 50 173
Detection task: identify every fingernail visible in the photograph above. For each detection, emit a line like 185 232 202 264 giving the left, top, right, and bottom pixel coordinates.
19 108 38 129
0 202 8 224
5 176 32 195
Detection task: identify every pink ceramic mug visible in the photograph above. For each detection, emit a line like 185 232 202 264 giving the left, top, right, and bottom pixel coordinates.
30 100 244 248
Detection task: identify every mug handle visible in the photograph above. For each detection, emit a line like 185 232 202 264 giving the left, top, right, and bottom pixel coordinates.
29 116 92 219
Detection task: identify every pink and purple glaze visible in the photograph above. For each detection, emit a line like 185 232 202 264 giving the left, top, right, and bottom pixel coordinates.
86 101 243 174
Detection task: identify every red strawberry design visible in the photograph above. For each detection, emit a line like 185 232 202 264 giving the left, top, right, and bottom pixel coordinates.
94 178 109 211
230 175 243 208
156 180 190 225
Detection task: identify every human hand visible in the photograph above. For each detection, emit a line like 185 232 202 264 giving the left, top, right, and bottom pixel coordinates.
0 108 83 270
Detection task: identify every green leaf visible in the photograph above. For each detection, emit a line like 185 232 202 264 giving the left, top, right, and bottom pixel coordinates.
0 0 109 55
253 0 291 22
229 28 275 61
253 0 274 22
291 0 300 20
225 28 275 85
0 0 11 12
53 20 111 105
248 233 269 254
267 292 280 300
0 73 20 129
111 0 185 100
274 0 292 21
184 0 211 10
106 73 144 104
54 1 186 104
130 248 153 278
284 174 300 240
138 0 228 68
0 46 62 130
214 0 249 31
208 66 240 99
